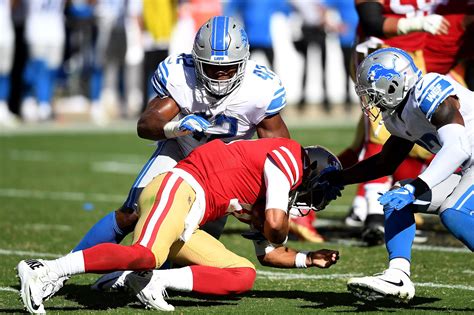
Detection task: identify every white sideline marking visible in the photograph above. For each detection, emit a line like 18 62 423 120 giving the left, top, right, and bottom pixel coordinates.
416 282 474 291
0 287 17 293
8 149 144 163
412 244 470 253
257 270 361 280
0 188 123 203
257 271 474 291
462 270 474 275
24 224 72 232
91 161 141 174
0 249 60 258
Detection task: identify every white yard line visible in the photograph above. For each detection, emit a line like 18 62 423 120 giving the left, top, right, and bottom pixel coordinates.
0 287 18 293
8 149 145 164
91 161 141 174
257 270 474 291
0 248 61 258
0 188 123 203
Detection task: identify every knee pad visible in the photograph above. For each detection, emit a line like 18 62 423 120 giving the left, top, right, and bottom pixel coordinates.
440 208 474 251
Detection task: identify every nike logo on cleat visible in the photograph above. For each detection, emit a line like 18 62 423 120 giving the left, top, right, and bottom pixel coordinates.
29 288 41 311
381 279 404 287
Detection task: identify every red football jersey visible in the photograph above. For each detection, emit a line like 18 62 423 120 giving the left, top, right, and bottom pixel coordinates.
424 0 474 74
358 0 435 51
175 138 308 224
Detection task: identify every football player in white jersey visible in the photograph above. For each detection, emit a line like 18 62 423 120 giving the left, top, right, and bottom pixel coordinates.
66 15 290 289
21 0 65 122
319 47 473 302
0 0 17 127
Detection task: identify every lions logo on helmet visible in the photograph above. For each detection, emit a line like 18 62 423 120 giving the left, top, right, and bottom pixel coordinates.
289 146 342 215
355 48 422 121
192 16 250 97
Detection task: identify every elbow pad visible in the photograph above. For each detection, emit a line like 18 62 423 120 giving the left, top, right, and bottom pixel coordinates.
356 2 386 37
419 124 471 188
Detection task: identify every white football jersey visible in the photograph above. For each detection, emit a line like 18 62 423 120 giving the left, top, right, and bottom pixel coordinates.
0 0 10 18
383 72 474 168
152 54 287 156
27 0 65 14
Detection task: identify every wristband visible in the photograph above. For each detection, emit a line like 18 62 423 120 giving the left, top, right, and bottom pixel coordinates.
270 235 288 248
163 121 181 138
295 251 309 268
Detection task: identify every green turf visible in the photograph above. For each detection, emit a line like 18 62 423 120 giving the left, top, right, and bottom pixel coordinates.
1 127 472 314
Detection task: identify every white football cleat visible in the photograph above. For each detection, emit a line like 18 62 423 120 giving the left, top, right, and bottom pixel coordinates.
91 271 132 291
17 259 63 313
125 270 174 311
347 268 415 303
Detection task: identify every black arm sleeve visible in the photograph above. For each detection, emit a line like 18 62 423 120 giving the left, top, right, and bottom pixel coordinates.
356 2 386 37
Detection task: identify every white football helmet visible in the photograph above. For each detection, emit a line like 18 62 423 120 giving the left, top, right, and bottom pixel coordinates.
289 146 342 215
355 47 422 121
192 16 250 96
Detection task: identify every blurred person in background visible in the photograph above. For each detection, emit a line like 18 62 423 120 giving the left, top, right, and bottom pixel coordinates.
0 0 18 127
89 0 143 125
323 0 358 112
338 0 449 245
20 0 66 122
423 0 474 90
224 0 289 68
290 0 330 113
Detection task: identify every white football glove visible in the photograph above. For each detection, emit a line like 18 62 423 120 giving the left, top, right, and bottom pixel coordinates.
163 114 211 138
397 14 449 35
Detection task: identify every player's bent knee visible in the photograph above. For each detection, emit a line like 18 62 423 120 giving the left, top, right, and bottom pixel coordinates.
127 244 156 270
226 267 257 294
440 208 474 251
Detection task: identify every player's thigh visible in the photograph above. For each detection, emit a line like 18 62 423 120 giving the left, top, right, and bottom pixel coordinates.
440 168 474 214
169 229 255 269
133 172 196 267
123 139 184 211
0 21 14 74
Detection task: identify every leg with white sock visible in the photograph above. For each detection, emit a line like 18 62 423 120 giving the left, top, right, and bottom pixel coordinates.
362 182 391 246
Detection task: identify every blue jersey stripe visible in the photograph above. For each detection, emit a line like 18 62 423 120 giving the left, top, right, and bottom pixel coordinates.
159 63 169 86
151 75 168 97
266 93 287 114
419 77 452 117
274 87 285 97
417 75 441 103
426 87 454 119
452 186 474 211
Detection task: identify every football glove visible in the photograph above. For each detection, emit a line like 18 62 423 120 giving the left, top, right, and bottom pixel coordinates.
378 184 415 210
163 114 211 138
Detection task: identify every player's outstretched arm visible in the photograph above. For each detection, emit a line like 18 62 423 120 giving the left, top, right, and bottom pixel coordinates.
137 96 181 140
257 246 340 269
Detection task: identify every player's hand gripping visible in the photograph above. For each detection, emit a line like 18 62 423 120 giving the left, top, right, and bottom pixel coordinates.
378 184 415 210
308 249 340 268
163 114 211 138
398 14 450 35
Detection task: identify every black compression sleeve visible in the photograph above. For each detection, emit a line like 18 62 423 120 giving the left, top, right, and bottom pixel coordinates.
409 177 430 198
356 2 386 37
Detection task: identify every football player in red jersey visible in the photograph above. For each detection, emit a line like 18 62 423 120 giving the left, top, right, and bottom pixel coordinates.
17 138 341 313
423 0 474 85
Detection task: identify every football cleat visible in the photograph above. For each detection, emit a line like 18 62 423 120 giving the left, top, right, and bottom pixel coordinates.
17 259 62 313
125 270 174 311
361 214 385 246
347 268 415 303
91 271 131 291
344 207 364 228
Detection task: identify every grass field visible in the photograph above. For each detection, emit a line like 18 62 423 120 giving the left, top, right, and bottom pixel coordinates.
1 124 473 314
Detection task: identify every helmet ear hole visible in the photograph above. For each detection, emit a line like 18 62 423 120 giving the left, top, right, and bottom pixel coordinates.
388 85 396 94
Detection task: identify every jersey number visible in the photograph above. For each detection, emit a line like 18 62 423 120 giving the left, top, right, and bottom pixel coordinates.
193 113 238 141
253 65 275 80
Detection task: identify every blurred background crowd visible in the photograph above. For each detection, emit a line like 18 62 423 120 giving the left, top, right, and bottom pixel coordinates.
0 0 362 128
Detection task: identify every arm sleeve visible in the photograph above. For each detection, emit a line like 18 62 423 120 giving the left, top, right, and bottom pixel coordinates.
418 124 471 188
264 158 291 212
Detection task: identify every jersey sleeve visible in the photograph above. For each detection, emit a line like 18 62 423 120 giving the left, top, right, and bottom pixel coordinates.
266 142 303 189
151 57 172 98
265 83 287 116
414 73 456 120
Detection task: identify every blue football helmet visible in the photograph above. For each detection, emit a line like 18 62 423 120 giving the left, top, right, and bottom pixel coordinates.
355 47 422 121
192 16 250 96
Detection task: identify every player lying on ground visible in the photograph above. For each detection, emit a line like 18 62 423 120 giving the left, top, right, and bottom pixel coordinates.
319 47 474 303
17 138 341 313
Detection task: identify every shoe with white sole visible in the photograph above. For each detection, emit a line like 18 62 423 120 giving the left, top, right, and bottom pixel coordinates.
91 271 132 291
17 259 63 313
125 270 174 311
347 268 415 303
